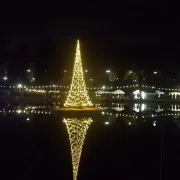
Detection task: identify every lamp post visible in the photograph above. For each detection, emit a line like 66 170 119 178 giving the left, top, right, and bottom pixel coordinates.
17 84 22 92
17 84 23 96
102 86 106 92
53 85 56 97
102 86 106 99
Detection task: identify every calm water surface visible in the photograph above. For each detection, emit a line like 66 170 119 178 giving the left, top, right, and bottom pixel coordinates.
1 103 180 180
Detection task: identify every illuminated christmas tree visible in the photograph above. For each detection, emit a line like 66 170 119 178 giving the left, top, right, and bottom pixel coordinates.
64 117 93 180
64 40 93 107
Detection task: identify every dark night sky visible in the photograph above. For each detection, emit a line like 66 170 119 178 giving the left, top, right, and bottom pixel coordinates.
0 0 179 80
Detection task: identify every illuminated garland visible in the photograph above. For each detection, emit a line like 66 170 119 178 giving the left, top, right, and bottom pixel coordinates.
64 40 93 107
64 117 93 180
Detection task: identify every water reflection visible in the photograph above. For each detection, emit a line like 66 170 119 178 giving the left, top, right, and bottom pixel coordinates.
98 103 180 128
1 102 180 179
63 117 93 180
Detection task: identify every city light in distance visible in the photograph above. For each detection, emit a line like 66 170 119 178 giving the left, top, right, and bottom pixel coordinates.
26 117 30 121
102 86 106 90
27 69 31 72
106 70 111 73
153 121 156 126
154 71 158 74
17 84 22 88
17 109 22 114
105 121 109 125
3 76 8 81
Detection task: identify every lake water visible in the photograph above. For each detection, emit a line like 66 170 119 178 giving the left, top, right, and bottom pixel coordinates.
1 102 180 180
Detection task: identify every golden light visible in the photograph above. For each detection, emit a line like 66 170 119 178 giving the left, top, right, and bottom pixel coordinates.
64 40 93 107
64 117 93 180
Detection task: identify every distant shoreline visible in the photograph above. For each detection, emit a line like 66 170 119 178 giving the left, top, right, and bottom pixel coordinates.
0 96 180 104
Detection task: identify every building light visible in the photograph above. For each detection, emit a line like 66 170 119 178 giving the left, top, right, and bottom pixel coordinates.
154 71 158 74
105 121 109 125
27 69 31 72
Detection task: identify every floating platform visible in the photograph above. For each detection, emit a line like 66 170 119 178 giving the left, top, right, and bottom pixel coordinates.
53 107 101 111
51 107 102 117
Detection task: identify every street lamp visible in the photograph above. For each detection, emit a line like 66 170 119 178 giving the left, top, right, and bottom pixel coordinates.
53 84 56 97
102 86 106 92
17 84 22 92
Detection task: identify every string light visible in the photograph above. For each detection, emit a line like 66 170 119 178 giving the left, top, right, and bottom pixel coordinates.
64 40 93 107
64 117 93 180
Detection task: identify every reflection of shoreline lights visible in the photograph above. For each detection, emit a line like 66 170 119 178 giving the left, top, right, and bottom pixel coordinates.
114 107 124 111
64 40 93 107
133 104 147 112
0 107 51 115
25 88 46 93
64 118 93 180
101 111 180 119
155 105 163 112
171 105 180 111
113 103 124 112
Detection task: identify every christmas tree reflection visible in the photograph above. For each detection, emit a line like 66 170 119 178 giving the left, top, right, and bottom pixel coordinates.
64 117 93 180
